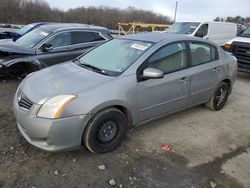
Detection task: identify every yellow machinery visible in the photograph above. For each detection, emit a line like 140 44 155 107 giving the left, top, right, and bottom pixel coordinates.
118 22 171 35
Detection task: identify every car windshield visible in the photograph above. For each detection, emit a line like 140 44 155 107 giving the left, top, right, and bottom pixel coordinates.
15 28 50 48
166 22 200 34
78 39 153 75
240 27 250 37
16 24 35 35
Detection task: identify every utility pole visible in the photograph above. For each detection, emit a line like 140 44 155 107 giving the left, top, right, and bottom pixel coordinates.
174 0 178 22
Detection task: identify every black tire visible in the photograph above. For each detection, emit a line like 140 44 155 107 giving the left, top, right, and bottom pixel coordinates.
206 82 230 111
83 108 127 153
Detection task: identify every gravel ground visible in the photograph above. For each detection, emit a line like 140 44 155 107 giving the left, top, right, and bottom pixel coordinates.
0 73 250 188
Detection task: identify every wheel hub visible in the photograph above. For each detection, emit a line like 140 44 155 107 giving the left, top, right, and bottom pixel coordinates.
216 88 227 107
97 120 117 142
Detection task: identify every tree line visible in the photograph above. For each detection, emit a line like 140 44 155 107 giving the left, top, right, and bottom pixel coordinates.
214 16 250 26
0 0 171 29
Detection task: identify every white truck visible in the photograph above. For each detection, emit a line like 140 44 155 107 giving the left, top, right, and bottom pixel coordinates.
165 21 237 46
224 26 250 73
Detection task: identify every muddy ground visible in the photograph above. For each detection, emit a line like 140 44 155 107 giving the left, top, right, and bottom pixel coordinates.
0 73 250 188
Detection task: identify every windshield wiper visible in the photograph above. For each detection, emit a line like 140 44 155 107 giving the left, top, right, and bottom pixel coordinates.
79 62 108 75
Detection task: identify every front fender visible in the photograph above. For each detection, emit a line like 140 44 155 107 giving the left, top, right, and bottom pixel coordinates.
63 98 138 127
4 56 44 69
0 57 44 78
88 100 136 124
0 62 7 77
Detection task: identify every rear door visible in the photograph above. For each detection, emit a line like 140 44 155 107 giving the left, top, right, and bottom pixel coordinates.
36 31 107 66
187 41 222 107
137 42 190 122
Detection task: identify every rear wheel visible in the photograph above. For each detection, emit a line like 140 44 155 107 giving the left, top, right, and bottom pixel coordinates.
206 82 230 111
83 108 127 153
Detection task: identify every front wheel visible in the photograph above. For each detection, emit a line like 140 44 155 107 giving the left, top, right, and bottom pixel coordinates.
83 108 127 153
206 82 230 111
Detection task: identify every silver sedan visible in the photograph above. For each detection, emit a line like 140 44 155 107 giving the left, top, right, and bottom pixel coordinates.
13 32 237 153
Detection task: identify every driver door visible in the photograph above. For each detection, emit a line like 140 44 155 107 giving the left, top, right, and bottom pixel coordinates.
137 42 190 122
36 32 78 66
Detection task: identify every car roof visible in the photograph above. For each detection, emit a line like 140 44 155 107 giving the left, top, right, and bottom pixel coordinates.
121 32 220 47
29 22 49 25
122 32 190 43
174 21 236 26
39 23 110 33
28 22 54 26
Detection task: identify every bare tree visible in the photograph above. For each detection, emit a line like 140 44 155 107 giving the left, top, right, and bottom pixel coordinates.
0 0 171 29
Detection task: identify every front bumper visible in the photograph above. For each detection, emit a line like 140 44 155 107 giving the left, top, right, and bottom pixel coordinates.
238 62 250 73
0 63 6 77
13 93 88 152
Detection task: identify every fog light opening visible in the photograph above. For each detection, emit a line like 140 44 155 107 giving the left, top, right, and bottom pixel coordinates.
46 138 53 146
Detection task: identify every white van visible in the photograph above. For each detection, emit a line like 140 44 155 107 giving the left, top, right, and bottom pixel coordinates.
224 26 250 73
165 21 237 46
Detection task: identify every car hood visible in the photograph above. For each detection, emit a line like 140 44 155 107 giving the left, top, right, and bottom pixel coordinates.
0 31 19 36
21 62 114 103
0 39 33 55
227 36 250 44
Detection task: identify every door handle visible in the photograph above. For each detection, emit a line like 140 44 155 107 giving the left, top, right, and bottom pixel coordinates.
212 67 221 72
179 77 188 83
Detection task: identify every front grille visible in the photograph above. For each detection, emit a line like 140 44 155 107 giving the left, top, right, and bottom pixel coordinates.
238 62 250 73
232 42 250 64
17 92 33 110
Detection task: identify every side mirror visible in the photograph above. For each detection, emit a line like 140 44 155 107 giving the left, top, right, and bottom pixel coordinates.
41 43 53 52
142 68 164 79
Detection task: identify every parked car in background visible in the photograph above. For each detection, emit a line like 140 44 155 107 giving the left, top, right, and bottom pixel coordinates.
13 32 237 153
224 26 250 73
165 21 237 46
0 23 112 78
0 22 51 40
0 23 22 29
236 24 248 35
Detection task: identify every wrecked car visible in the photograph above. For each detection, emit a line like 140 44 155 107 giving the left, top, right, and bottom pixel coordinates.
0 22 51 40
0 23 112 79
13 32 237 153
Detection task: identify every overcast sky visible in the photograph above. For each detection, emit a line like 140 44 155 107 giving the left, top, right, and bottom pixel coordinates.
44 0 250 21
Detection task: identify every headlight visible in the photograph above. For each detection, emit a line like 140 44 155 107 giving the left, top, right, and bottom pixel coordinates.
37 95 77 119
224 44 232 51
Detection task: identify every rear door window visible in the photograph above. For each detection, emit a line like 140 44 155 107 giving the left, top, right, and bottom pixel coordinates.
71 31 105 45
47 31 106 48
